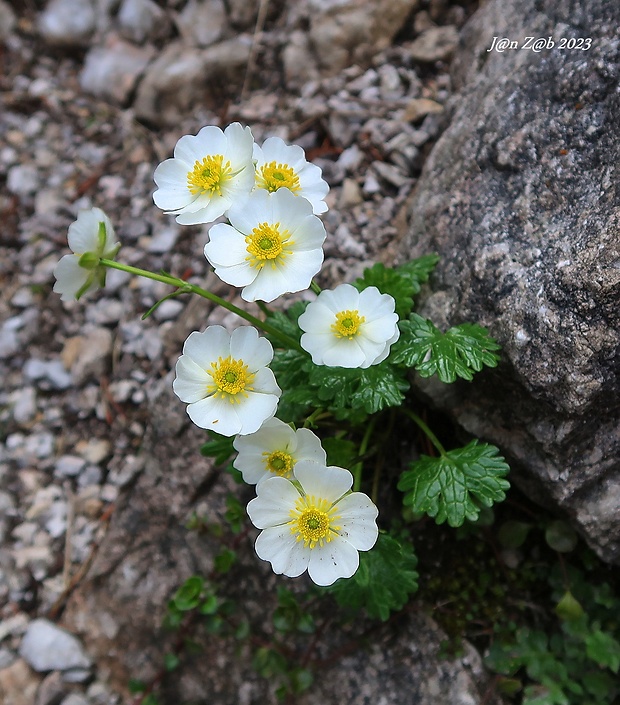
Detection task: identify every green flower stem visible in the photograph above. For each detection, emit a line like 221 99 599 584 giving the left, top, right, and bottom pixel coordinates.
100 259 304 353
256 301 271 318
352 416 377 492
303 407 328 429
402 409 447 457
310 280 322 295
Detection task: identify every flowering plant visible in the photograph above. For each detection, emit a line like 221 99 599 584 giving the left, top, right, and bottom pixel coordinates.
54 123 510 609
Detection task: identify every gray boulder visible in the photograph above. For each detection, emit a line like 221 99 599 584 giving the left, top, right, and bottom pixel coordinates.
397 0 620 561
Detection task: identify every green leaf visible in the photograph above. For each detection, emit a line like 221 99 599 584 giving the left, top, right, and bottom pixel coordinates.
200 432 236 466
498 520 532 548
582 671 617 698
263 301 308 347
309 363 409 415
164 653 180 671
398 440 510 527
545 520 578 553
172 575 204 611
585 630 620 672
214 548 236 574
224 495 245 534
128 679 146 694
199 594 219 615
329 534 419 620
290 667 314 694
322 437 358 469
354 255 439 318
392 313 501 383
555 590 584 622
273 587 315 634
270 349 315 422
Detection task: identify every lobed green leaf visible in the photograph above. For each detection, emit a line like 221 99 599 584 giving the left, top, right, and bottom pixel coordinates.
393 313 501 383
309 363 409 415
328 533 419 621
200 432 236 466
398 440 510 527
354 255 439 318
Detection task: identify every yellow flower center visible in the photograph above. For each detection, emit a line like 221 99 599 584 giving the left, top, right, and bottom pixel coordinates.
245 222 293 269
289 495 341 549
256 161 301 193
263 450 294 478
208 356 255 402
187 155 232 196
331 309 366 339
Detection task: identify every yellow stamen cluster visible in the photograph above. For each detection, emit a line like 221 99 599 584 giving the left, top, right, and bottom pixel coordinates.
331 309 365 339
245 222 293 269
289 495 341 549
263 450 294 478
257 161 301 193
208 356 255 402
187 154 232 196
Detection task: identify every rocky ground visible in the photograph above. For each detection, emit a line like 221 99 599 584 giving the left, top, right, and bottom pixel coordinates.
0 0 482 703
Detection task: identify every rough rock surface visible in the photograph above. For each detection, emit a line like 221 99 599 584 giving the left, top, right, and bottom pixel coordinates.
398 0 620 562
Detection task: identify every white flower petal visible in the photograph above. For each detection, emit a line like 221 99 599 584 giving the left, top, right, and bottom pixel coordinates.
288 217 327 250
362 314 399 344
295 462 352 504
53 255 93 301
251 367 281 395
293 428 327 465
223 123 254 165
180 127 226 163
348 335 385 369
370 328 400 365
235 391 279 435
270 251 324 293
328 283 360 311
187 395 240 435
67 208 115 255
242 265 293 303
254 525 310 577
307 537 359 586
299 332 335 365
234 455 270 485
203 224 248 262
297 301 333 333
183 327 230 369
269 187 313 222
360 289 397 321
234 418 294 455
258 137 306 169
334 493 379 551
321 338 367 368
172 356 210 403
229 327 274 369
247 476 301 528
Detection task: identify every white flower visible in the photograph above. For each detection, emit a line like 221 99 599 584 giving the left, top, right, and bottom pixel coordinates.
247 462 378 586
298 284 400 368
173 326 281 436
53 207 120 302
203 188 325 302
253 136 329 215
233 417 326 485
153 123 255 225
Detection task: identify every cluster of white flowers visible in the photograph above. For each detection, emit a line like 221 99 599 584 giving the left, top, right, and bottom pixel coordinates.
53 123 400 586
